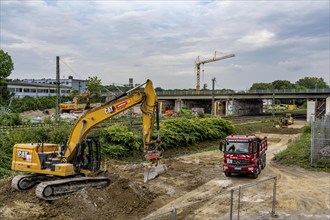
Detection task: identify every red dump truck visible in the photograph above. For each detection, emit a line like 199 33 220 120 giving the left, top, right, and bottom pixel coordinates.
220 135 267 178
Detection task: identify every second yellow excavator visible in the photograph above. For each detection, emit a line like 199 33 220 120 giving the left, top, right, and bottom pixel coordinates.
11 79 167 200
60 91 91 113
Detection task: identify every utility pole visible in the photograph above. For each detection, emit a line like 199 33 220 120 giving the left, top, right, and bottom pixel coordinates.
195 52 235 93
211 77 216 116
129 78 133 128
272 93 275 126
56 56 60 122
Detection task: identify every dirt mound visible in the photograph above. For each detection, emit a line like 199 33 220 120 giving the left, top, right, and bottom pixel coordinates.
261 126 301 134
0 174 155 220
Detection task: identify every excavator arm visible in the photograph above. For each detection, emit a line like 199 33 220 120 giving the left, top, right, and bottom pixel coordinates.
63 79 161 164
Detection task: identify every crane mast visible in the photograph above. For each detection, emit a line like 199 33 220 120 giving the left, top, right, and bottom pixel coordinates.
195 52 235 92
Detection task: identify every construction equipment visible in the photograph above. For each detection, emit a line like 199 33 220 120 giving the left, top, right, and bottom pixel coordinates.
164 110 174 116
285 113 294 125
11 79 167 200
60 91 91 113
195 52 235 92
220 135 268 179
279 113 294 128
287 104 297 111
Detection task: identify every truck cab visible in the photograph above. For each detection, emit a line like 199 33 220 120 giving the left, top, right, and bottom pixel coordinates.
220 135 267 178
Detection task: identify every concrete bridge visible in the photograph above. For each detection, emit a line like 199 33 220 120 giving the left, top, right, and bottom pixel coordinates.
156 89 330 119
157 88 330 99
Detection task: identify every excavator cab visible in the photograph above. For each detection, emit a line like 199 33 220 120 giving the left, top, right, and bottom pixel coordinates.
72 138 101 173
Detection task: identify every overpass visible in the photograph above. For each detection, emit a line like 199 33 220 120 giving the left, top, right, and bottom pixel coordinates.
156 89 330 119
157 88 330 99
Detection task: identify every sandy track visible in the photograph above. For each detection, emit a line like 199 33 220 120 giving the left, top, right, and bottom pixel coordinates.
145 121 330 219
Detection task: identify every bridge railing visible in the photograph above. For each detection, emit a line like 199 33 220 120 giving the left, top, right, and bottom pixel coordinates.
156 88 330 96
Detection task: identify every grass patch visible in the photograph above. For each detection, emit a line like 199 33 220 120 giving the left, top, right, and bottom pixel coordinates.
273 125 330 172
234 120 275 135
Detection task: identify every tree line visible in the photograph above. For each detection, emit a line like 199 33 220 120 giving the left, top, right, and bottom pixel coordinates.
249 78 329 91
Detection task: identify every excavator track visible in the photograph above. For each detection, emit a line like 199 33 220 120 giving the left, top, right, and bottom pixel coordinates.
12 174 51 191
35 176 111 200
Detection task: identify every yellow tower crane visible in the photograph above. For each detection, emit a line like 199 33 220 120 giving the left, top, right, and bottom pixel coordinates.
195 52 235 92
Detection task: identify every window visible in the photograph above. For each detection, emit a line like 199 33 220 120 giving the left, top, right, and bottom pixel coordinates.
226 141 251 154
23 88 30 93
37 89 48 93
31 89 36 93
16 88 22 92
50 89 55 93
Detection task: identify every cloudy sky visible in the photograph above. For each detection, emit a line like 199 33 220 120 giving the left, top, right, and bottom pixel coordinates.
1 0 329 90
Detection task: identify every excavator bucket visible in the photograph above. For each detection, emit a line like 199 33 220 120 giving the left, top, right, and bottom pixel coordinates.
144 164 168 183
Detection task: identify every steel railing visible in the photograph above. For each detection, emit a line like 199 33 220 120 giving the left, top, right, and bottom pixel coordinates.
156 88 330 96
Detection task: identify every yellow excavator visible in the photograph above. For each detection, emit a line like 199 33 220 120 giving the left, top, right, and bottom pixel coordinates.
279 113 294 128
60 91 91 113
11 79 167 200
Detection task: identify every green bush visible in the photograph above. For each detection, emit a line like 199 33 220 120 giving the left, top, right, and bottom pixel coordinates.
7 96 72 113
99 117 234 157
0 113 24 126
158 117 234 149
100 124 143 158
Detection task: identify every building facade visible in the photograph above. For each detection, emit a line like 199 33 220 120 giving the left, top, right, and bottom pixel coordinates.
22 76 87 94
7 81 72 98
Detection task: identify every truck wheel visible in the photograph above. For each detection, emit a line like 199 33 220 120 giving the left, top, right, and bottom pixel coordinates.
253 166 260 179
252 171 258 179
263 157 266 168
261 159 265 169
225 172 231 177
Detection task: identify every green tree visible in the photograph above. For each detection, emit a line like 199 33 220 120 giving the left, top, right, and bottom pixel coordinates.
272 80 295 90
202 83 208 90
155 87 163 92
295 77 329 89
249 83 274 91
0 50 14 99
86 76 102 96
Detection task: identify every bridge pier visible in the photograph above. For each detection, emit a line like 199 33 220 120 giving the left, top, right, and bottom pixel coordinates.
174 99 183 112
225 99 263 116
307 97 330 121
327 97 330 116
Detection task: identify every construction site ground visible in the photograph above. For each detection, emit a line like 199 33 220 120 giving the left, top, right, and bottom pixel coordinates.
0 120 329 220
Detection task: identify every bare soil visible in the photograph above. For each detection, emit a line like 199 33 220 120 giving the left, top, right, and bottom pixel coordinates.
0 120 329 219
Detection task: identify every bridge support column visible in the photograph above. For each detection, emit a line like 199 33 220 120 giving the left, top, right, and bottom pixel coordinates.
214 100 226 116
326 96 330 116
307 99 316 122
174 98 182 112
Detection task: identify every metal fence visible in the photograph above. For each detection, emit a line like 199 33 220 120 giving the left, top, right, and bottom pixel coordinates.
311 116 330 167
142 176 277 220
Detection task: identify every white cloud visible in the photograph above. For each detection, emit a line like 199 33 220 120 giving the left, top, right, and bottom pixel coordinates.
1 0 329 89
238 30 275 48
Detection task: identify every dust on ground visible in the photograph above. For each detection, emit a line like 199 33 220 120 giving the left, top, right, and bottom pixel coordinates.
20 108 56 118
0 120 329 220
